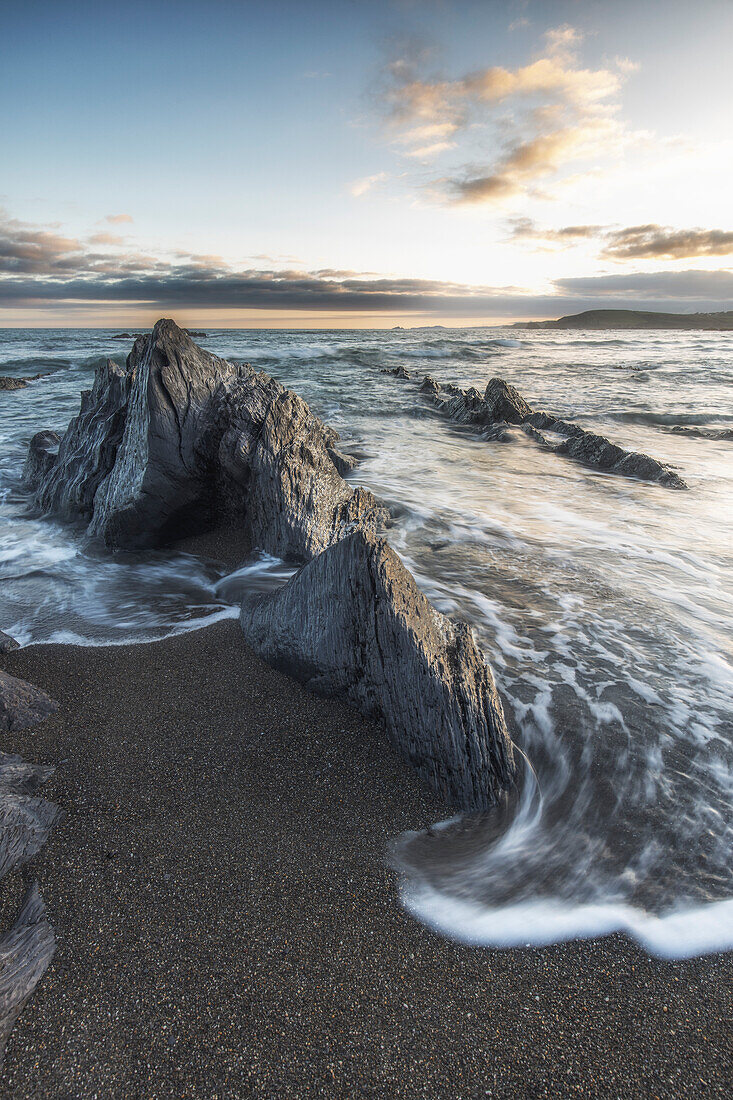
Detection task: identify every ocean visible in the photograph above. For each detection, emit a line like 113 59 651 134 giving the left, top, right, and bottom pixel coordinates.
1 325 731 959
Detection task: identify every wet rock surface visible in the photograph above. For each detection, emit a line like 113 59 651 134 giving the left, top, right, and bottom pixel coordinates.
394 370 688 488
22 431 60 488
25 320 386 557
664 425 733 441
241 529 516 811
0 374 48 392
0 885 55 1063
0 744 60 1062
0 671 59 734
0 632 20 655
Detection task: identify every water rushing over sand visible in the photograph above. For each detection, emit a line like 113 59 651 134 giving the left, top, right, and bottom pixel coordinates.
1 326 731 958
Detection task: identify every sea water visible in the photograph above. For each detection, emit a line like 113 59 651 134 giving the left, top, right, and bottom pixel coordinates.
1 326 731 958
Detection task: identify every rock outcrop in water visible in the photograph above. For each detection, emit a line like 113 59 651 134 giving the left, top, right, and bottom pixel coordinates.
23 431 60 488
408 374 687 488
240 529 516 811
25 320 386 556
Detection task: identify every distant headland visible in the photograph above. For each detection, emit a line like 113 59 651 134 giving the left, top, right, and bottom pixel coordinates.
514 309 733 330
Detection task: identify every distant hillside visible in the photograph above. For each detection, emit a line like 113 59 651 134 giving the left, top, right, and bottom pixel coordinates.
516 309 733 331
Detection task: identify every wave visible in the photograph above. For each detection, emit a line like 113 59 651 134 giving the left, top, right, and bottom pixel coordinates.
400 881 733 959
612 410 733 427
0 356 74 374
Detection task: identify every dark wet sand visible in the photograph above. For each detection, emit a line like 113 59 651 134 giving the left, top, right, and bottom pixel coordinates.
1 621 730 1098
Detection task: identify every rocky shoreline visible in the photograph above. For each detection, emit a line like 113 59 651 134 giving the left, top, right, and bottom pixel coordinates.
383 366 688 488
1 320 519 1052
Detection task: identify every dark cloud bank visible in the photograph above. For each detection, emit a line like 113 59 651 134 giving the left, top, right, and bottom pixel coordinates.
1 212 731 319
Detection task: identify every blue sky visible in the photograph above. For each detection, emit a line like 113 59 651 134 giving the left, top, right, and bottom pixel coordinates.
2 0 732 326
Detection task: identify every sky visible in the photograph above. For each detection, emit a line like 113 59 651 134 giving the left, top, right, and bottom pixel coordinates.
1 0 732 327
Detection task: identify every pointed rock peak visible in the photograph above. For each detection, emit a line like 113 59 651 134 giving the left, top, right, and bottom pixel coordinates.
484 378 532 423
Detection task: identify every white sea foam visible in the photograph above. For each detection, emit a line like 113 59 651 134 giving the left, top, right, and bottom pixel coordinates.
400 882 733 958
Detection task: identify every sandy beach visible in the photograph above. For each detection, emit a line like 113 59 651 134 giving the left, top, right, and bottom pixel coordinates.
1 620 730 1099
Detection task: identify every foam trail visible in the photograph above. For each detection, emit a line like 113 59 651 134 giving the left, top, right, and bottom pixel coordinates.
400 882 733 959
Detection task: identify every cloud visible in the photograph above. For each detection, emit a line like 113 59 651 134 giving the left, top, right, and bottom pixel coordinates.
88 232 127 246
602 224 733 260
508 217 606 242
451 124 615 204
3 211 731 319
105 214 134 224
0 211 85 275
349 171 388 197
377 25 634 205
508 218 733 260
556 269 733 300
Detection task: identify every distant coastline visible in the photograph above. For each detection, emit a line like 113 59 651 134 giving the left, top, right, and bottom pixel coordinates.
513 309 733 330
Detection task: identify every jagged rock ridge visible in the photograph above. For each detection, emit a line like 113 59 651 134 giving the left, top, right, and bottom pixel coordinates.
0 651 60 1063
241 529 516 811
25 320 386 557
403 372 687 489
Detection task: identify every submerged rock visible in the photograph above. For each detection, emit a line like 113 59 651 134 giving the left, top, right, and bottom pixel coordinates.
385 368 687 489
0 373 48 391
381 365 411 379
0 671 58 734
664 425 733 442
25 320 386 556
240 529 516 811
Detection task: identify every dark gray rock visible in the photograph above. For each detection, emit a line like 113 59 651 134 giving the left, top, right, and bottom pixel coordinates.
32 361 130 519
240 529 516 811
26 320 385 557
484 378 532 423
0 754 59 1064
0 884 55 1063
442 387 493 427
0 754 59 881
88 327 248 546
420 375 440 397
664 425 733 441
555 431 687 488
0 671 58 734
22 431 60 489
0 632 19 656
387 368 688 489
217 381 386 561
381 365 411 379
0 373 47 391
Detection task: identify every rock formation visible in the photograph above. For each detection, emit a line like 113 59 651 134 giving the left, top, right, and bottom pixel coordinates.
0 884 55 1062
0 670 58 734
23 431 60 487
0 632 19 655
25 320 386 557
0 743 60 1061
241 529 516 811
395 371 687 488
